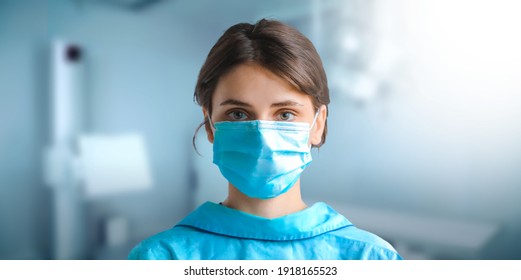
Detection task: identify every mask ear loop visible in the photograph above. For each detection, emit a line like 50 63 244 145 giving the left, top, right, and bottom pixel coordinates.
310 108 320 130
308 108 321 148
208 116 216 133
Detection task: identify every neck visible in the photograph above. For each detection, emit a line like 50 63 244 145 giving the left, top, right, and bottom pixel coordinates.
222 180 307 219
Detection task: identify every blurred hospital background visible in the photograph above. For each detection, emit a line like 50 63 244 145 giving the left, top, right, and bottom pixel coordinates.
1 0 521 260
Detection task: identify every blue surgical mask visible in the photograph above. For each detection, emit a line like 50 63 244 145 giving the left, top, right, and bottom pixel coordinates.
210 112 319 199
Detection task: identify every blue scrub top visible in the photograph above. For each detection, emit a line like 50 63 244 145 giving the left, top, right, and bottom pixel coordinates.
128 202 402 260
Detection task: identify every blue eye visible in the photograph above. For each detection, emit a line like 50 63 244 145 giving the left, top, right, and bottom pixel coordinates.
228 111 248 121
279 111 295 121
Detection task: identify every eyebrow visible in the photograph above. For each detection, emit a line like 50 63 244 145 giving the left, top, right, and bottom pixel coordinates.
271 100 304 107
219 99 304 108
219 99 252 107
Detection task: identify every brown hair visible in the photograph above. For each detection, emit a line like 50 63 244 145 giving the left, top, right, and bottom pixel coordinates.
193 18 330 149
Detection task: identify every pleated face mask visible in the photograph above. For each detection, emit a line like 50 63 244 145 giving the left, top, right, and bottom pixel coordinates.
210 112 319 199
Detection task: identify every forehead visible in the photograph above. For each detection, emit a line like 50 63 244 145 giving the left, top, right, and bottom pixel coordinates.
212 63 313 107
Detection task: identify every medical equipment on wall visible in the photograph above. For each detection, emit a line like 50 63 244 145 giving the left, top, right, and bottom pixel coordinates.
43 40 153 259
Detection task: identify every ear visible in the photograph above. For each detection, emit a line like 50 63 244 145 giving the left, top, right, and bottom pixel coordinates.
202 108 214 143
310 105 327 146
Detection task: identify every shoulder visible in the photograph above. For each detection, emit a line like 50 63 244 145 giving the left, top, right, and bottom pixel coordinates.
326 225 403 260
128 226 206 260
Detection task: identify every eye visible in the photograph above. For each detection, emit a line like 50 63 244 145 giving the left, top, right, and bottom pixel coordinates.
227 110 248 121
278 111 295 121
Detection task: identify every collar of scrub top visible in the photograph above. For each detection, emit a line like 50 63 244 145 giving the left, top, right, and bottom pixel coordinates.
176 202 353 241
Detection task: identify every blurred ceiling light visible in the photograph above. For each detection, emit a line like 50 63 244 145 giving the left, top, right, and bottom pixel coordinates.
341 33 361 53
350 73 379 102
330 66 380 104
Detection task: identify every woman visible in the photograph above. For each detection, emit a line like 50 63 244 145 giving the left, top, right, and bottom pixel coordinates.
129 19 402 260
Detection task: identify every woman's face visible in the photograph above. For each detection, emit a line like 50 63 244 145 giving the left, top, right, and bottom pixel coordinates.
204 63 327 145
